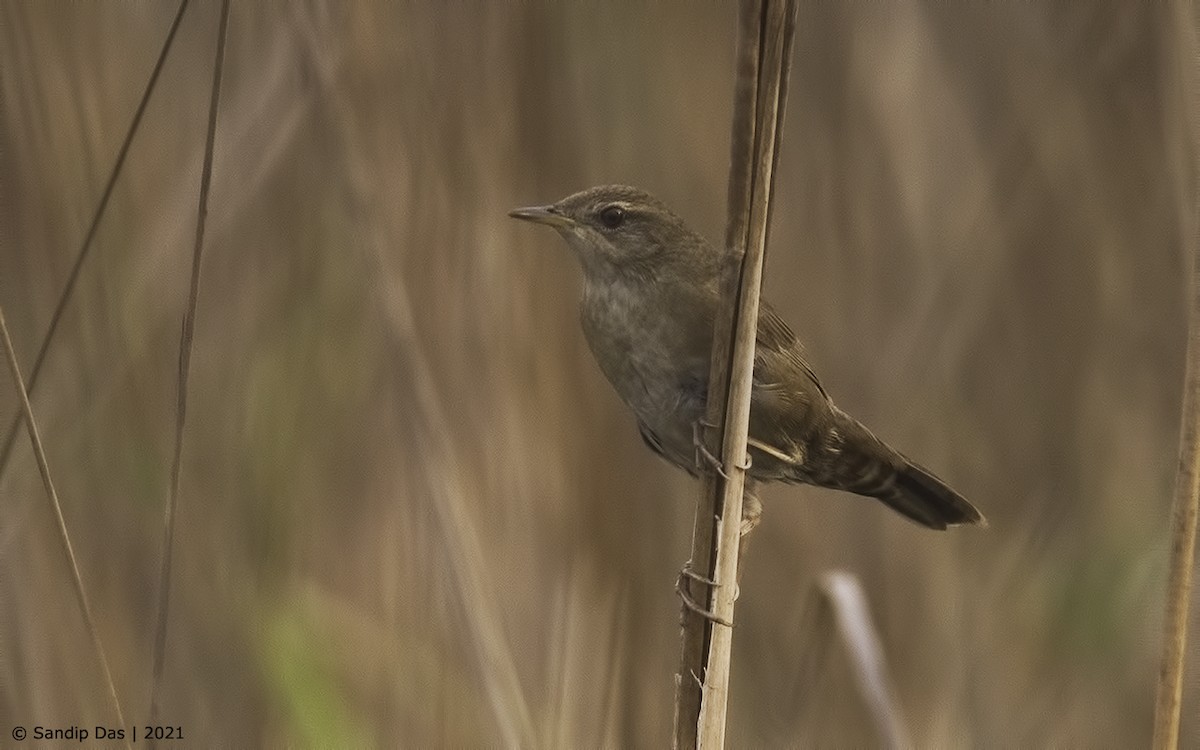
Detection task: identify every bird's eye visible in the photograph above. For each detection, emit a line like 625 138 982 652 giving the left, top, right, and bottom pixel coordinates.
598 205 626 229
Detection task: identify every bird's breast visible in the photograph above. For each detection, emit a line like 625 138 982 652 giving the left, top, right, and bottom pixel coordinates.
579 278 711 431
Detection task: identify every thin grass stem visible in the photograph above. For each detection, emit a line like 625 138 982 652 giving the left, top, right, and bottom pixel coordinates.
0 0 190 487
147 0 231 725
0 303 129 748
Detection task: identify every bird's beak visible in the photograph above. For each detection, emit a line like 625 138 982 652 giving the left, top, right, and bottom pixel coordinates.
508 204 573 228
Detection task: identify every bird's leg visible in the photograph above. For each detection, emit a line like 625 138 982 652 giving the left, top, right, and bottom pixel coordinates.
735 481 762 598
675 561 733 628
692 418 727 479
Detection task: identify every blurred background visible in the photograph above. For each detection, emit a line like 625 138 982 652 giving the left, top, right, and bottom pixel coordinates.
0 1 1195 746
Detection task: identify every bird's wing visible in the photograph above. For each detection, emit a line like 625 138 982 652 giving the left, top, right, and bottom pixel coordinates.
745 302 833 472
755 301 828 400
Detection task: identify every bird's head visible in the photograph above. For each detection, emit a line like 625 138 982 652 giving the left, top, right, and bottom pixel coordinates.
509 185 712 280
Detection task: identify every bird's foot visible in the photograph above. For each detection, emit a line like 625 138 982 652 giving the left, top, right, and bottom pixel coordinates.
692 419 728 479
692 419 752 478
676 562 734 627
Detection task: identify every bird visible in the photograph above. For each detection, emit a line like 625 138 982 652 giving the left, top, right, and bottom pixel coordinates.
509 184 984 531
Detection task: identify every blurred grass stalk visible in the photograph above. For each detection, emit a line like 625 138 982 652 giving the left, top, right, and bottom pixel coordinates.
814 571 911 749
374 264 536 748
1153 2 1200 746
676 1 796 748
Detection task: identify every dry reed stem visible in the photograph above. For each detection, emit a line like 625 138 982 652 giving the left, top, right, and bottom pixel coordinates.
671 2 764 740
0 0 190 487
0 304 128 747
148 0 230 725
675 1 797 748
1153 4 1200 746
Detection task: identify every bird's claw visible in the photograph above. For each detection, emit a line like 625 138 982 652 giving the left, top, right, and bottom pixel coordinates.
680 564 719 587
697 445 728 479
692 420 754 479
676 562 734 628
692 421 728 479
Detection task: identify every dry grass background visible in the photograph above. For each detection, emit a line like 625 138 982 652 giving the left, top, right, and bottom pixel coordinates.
0 1 1194 746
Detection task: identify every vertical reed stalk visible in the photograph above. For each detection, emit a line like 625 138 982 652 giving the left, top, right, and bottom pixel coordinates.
674 1 797 747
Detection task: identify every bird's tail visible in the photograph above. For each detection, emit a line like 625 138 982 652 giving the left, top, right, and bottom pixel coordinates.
816 410 985 530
